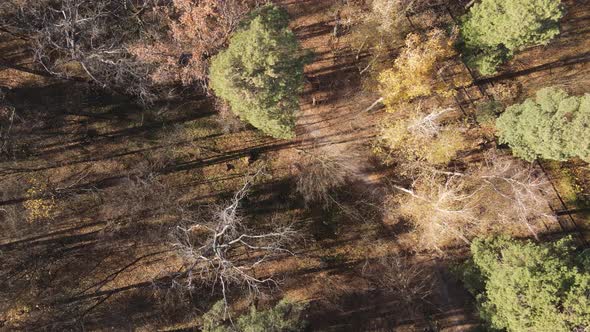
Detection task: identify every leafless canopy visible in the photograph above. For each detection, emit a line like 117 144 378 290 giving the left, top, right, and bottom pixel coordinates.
368 254 433 302
389 151 555 251
172 169 297 305
1 0 158 103
295 146 361 208
407 107 453 138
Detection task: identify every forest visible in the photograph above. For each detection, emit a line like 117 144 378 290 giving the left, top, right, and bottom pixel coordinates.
0 0 589 331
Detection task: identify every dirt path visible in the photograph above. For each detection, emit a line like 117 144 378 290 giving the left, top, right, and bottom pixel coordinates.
274 1 479 331
279 0 384 186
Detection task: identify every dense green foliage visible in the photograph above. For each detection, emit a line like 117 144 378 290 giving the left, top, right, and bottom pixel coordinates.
459 236 590 332
209 5 308 139
496 87 590 161
461 0 563 75
202 300 305 332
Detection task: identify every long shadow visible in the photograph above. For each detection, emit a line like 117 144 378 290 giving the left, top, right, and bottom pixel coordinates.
294 256 478 331
0 220 102 246
475 51 590 84
293 20 334 40
0 132 376 212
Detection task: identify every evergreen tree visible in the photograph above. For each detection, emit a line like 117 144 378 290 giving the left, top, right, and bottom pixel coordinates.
496 87 590 161
236 300 305 332
209 4 308 139
459 236 590 332
461 0 564 75
202 299 305 332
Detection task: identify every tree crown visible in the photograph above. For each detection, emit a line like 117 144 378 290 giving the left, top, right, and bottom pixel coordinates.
496 87 590 161
460 236 590 332
202 299 305 332
209 4 308 139
461 0 564 75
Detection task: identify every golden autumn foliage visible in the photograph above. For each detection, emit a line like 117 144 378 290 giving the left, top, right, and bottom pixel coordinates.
374 107 468 165
23 177 55 222
378 29 457 109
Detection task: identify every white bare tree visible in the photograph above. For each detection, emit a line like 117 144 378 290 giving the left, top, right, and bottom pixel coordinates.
391 174 476 251
407 107 453 138
171 169 297 306
474 151 556 239
389 151 555 251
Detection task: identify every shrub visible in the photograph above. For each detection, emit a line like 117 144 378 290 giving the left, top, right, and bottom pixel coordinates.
461 0 564 75
209 5 309 139
236 300 305 332
475 100 502 126
295 146 361 207
202 301 227 332
459 236 590 332
487 81 521 104
202 299 305 332
363 255 434 316
496 87 590 161
23 177 55 222
377 29 456 109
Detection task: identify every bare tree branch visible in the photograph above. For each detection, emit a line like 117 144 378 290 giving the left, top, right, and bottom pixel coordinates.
171 168 297 307
388 151 555 251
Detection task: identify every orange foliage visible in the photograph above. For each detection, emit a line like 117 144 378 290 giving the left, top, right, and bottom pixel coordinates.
129 0 252 86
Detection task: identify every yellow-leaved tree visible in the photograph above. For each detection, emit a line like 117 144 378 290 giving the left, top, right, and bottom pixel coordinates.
378 29 457 110
374 107 468 165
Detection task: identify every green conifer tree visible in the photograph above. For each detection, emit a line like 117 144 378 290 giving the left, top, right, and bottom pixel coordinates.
202 299 305 332
496 87 590 161
209 5 309 139
459 236 590 332
461 0 564 75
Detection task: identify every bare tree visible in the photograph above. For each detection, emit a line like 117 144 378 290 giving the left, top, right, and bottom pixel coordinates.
473 151 556 239
1 0 258 101
363 254 433 316
2 0 159 103
390 174 476 251
171 169 297 306
388 151 555 251
407 107 453 138
128 0 253 89
295 145 361 208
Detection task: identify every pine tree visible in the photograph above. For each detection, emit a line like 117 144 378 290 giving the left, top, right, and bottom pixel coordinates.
236 300 305 332
209 4 308 139
496 87 590 161
202 299 305 332
461 0 564 75
459 236 590 332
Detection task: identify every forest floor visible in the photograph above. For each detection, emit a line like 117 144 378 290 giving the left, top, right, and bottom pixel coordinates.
273 1 479 330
